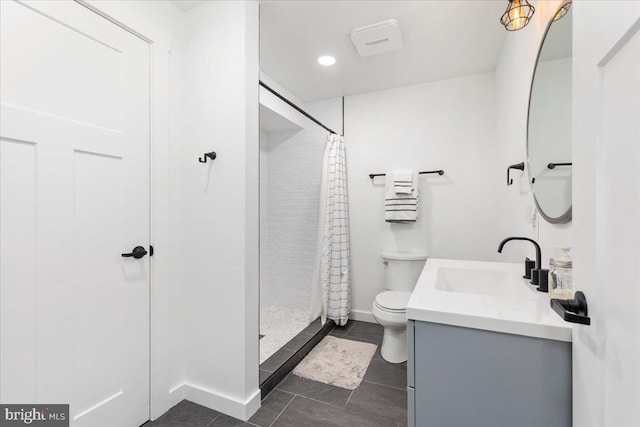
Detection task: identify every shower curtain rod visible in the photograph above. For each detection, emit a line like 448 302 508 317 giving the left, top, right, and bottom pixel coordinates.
259 80 339 135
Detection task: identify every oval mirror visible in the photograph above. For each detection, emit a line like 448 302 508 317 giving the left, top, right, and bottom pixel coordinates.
527 2 572 223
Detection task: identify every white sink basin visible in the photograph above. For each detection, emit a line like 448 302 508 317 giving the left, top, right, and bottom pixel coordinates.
406 258 572 342
435 267 515 296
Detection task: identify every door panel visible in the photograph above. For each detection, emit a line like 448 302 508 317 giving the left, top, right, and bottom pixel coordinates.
599 25 640 427
1 0 124 130
74 150 127 420
0 137 38 401
573 2 640 426
0 1 150 426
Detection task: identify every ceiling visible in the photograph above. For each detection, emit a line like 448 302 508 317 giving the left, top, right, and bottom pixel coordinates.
171 0 207 12
260 1 508 102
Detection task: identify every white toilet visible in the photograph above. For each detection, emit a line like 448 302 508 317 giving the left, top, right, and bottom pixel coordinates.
371 252 427 363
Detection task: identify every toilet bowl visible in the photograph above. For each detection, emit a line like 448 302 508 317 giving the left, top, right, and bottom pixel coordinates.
372 291 412 363
372 252 427 363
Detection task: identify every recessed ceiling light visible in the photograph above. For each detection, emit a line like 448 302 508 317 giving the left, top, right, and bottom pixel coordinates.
317 55 336 66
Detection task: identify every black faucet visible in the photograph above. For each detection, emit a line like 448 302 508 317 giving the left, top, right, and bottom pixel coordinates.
497 237 548 292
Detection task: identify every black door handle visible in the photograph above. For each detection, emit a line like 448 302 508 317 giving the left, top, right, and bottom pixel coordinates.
121 246 148 259
550 291 591 325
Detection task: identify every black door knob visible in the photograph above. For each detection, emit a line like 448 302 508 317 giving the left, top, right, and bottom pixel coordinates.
121 246 148 259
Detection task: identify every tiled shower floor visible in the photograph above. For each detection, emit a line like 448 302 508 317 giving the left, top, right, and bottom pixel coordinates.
260 306 311 363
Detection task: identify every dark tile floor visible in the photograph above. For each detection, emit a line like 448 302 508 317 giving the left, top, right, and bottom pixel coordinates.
147 321 407 427
260 318 334 398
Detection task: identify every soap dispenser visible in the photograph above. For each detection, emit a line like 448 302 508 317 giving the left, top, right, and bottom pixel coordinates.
549 247 573 300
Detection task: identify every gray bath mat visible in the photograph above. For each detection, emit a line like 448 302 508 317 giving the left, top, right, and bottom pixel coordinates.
292 335 377 390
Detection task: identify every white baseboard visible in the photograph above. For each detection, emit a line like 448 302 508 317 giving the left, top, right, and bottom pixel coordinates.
161 383 184 412
168 382 261 421
350 309 375 323
150 383 187 420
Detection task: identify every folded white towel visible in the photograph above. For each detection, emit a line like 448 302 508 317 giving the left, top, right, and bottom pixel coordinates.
393 169 414 194
385 171 419 223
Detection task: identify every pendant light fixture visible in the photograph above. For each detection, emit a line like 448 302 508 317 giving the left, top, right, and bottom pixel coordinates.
553 2 572 21
500 0 535 31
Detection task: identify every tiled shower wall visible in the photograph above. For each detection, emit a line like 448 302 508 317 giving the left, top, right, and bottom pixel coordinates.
259 126 326 310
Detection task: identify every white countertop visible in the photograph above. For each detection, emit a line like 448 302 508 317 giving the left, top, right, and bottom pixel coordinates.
406 258 572 342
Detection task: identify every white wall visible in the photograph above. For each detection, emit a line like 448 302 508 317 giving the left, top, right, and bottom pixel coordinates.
260 130 270 298
180 1 260 420
344 73 500 319
307 97 343 134
494 0 572 267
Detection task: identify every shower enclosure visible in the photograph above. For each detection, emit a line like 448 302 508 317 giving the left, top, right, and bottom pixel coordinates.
258 89 329 363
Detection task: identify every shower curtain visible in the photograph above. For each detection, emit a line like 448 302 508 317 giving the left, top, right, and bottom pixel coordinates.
310 133 351 326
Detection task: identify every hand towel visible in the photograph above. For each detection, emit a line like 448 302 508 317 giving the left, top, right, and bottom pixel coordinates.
385 171 419 223
393 169 414 194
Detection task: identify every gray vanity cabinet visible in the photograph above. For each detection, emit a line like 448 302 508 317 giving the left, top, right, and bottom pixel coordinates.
407 320 572 427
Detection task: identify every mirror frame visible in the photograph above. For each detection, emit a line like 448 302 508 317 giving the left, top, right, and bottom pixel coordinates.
526 1 572 224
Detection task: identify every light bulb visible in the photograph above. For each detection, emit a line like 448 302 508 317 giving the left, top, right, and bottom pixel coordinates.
500 0 535 31
317 56 336 66
510 0 527 30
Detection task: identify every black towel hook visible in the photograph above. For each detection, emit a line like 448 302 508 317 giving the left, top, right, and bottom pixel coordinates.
199 151 217 163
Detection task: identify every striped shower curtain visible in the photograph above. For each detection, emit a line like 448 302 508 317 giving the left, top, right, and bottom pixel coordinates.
310 133 351 326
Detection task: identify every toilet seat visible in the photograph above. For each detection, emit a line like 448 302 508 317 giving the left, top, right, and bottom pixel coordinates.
374 291 412 313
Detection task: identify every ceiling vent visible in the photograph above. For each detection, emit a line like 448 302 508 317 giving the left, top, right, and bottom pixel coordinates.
350 19 403 57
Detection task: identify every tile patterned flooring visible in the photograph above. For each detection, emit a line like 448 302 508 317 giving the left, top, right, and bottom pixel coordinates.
259 318 334 398
148 321 407 427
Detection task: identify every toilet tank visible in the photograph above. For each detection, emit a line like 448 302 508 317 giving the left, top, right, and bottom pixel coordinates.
382 252 428 292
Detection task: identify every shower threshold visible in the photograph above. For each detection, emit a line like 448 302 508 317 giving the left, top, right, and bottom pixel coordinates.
259 317 335 399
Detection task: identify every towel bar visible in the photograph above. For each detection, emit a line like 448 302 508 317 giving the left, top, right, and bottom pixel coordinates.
547 162 572 169
369 170 444 179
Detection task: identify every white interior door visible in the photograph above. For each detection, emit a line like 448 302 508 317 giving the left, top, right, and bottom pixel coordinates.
0 1 150 426
573 2 640 426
